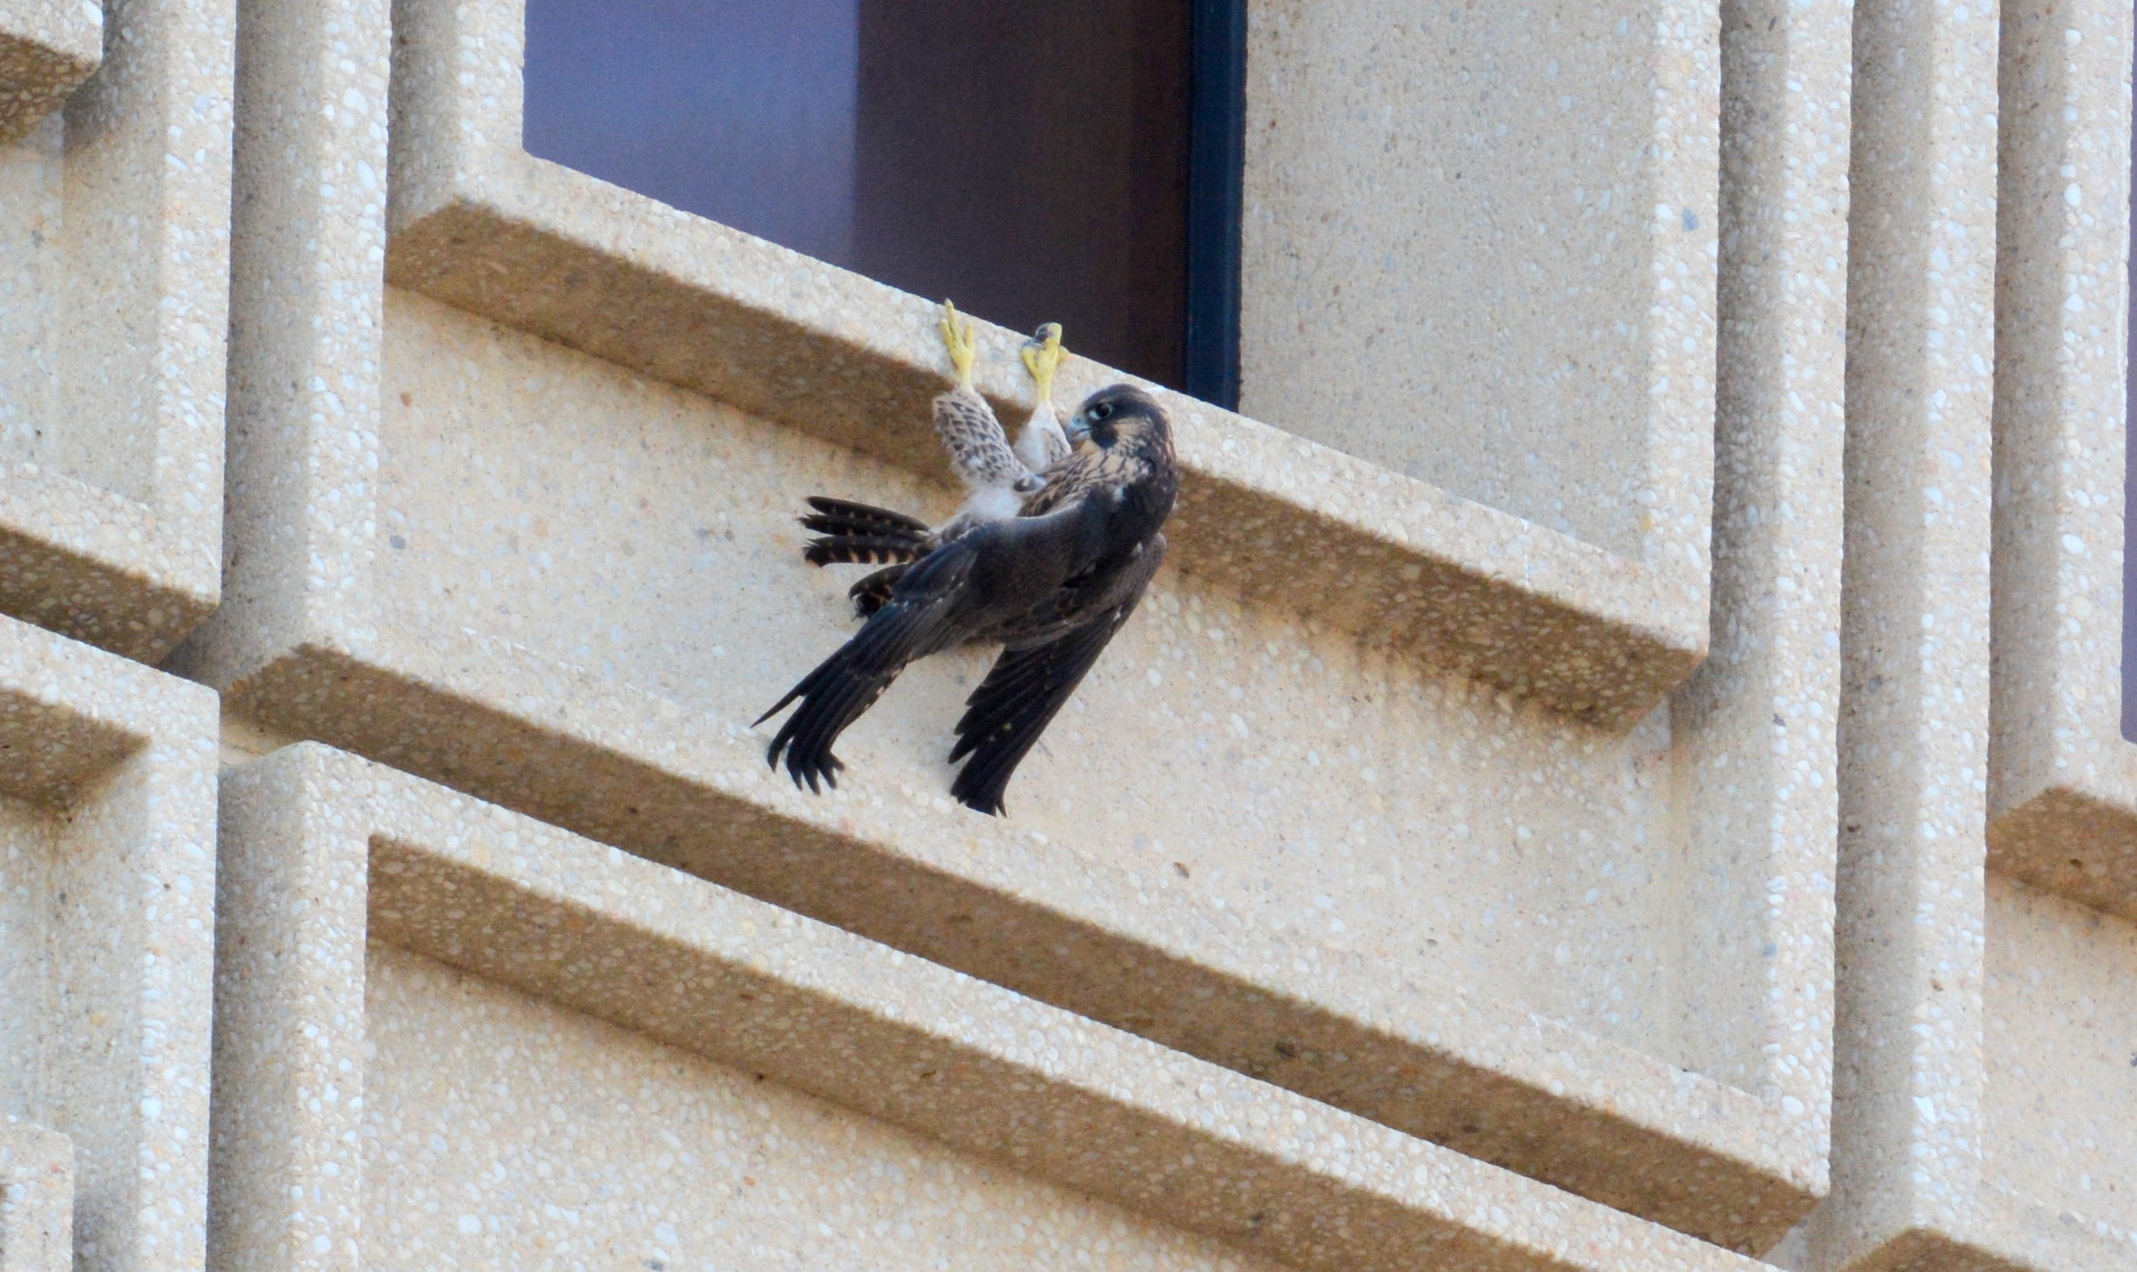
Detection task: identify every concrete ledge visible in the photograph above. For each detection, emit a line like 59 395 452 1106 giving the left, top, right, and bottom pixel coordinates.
0 0 98 144
0 614 219 1272
381 0 1707 730
210 622 1821 1251
215 743 1773 1272
0 1118 71 1272
0 0 228 662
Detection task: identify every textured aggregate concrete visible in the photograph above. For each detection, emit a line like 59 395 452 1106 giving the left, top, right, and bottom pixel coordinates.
1802 0 2137 1269
0 0 100 144
171 0 1853 1252
0 614 219 1272
212 743 1778 1272
0 0 229 661
1241 0 1717 574
0 1117 71 1272
1987 0 2137 923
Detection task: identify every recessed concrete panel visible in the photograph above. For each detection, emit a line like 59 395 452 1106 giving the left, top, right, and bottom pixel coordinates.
213 743 1778 1272
0 0 99 144
182 0 1848 1251
1985 0 2137 922
0 0 228 662
1241 0 1717 575
0 615 219 1272
379 0 1708 728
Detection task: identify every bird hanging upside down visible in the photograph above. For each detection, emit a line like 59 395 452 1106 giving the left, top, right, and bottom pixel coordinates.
756 308 1178 816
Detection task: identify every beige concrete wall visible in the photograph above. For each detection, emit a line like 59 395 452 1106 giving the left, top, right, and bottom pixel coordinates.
0 0 2130 1267
1240 0 1717 577
0 615 218 1272
0 0 229 662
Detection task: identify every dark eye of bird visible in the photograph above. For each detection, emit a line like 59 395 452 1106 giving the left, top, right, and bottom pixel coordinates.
1091 403 1113 421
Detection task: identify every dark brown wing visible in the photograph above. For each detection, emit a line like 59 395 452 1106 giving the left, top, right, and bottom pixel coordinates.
756 547 977 792
847 563 910 616
760 499 1116 794
947 534 1166 815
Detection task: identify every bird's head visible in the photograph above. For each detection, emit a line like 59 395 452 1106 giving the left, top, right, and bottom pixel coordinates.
1067 384 1171 454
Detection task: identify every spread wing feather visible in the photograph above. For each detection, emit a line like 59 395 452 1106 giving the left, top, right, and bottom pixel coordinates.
948 535 1166 815
757 549 975 791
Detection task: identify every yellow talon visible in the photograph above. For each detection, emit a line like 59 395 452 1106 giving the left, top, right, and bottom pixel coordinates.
1021 322 1064 403
940 299 978 389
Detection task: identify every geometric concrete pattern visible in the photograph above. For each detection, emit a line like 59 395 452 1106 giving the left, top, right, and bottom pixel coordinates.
0 0 2131 1268
0 614 218 1272
0 0 228 662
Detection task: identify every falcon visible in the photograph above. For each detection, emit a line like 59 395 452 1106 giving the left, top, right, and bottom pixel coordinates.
757 382 1179 815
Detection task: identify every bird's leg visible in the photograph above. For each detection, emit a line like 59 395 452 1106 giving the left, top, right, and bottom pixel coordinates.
1020 321 1063 408
940 299 979 389
1016 322 1072 470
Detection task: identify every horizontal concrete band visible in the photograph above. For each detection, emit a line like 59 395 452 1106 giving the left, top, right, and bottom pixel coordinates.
219 623 1822 1252
215 742 1770 1272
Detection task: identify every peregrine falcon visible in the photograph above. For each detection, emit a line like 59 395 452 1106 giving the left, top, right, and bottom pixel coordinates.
758 383 1179 815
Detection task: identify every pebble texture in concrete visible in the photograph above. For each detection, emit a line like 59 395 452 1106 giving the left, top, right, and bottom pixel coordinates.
0 614 219 1272
1987 0 2137 923
213 742 1780 1272
175 0 1847 1251
1241 0 1716 578
0 1117 71 1272
1803 0 2137 1268
0 0 230 662
0 0 99 144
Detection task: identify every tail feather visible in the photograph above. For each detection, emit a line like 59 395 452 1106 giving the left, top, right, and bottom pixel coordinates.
803 534 928 567
848 564 910 616
801 496 931 540
798 496 933 572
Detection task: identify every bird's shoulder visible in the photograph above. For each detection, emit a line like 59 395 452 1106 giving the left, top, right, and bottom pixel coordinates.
1022 442 1168 517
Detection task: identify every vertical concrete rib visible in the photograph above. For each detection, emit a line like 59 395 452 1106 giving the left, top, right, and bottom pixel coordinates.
1814 0 2001 1265
1675 0 1852 1182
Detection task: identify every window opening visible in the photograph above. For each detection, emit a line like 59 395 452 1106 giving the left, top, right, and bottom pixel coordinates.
523 0 1244 404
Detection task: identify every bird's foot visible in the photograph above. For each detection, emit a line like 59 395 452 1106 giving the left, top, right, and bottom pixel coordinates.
940 299 979 389
1020 322 1063 404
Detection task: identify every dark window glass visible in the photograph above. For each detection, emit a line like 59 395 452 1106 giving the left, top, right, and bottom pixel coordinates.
523 0 1242 400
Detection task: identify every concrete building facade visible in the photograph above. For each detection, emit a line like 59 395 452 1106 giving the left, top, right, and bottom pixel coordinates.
0 0 2128 1268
